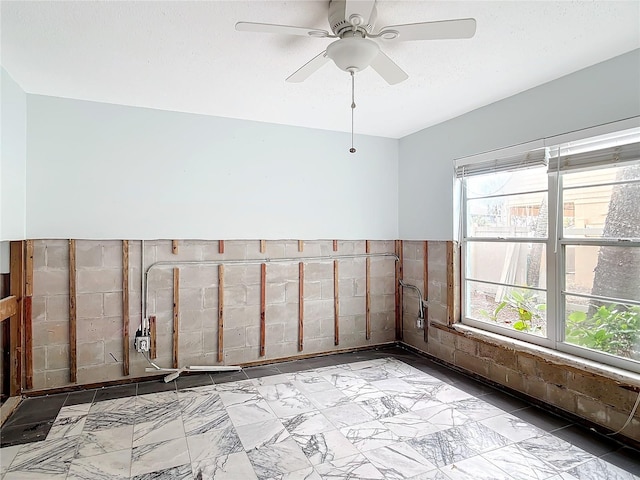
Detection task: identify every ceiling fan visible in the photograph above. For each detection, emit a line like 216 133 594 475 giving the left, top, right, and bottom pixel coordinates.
235 0 477 85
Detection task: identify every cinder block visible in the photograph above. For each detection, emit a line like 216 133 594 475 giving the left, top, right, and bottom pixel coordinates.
33 242 47 269
266 322 285 344
305 281 322 301
104 339 125 364
523 374 546 400
202 328 219 354
220 241 248 260
607 405 640 441
457 350 489 377
76 293 104 319
181 265 218 288
45 244 69 270
180 330 204 355
179 310 210 332
225 285 247 306
32 346 46 372
34 270 68 296
103 292 122 317
179 288 204 310
285 281 300 303
427 342 455 364
267 263 300 283
32 296 46 321
370 256 395 275
246 284 262 306
223 305 260 327
266 303 298 325
340 297 365 317
226 264 261 286
33 321 69 347
147 268 174 291
246 325 260 347
102 241 124 268
45 368 72 388
304 299 334 322
428 242 447 266
371 277 394 295
77 363 124 385
46 344 70 370
536 359 567 386
264 242 285 258
320 279 335 300
455 335 478 356
305 263 332 282
78 268 121 294
567 372 633 410
266 282 286 304
76 316 122 343
516 354 538 377
203 287 219 309
78 341 105 366
546 383 576 413
44 295 69 322
339 259 366 279
478 343 517 367
576 394 608 425
338 279 355 298
76 242 103 268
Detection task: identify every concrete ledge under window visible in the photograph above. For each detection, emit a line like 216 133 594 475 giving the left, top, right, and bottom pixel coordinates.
450 323 640 390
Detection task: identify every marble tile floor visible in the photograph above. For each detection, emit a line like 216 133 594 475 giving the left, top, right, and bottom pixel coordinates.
1 347 638 479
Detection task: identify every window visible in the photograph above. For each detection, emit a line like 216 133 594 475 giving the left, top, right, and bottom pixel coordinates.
458 127 640 373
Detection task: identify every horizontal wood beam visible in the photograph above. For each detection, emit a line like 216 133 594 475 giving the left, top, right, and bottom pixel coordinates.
0 296 17 321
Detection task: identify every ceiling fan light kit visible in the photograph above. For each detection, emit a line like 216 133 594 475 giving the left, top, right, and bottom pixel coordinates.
236 0 477 151
326 34 380 73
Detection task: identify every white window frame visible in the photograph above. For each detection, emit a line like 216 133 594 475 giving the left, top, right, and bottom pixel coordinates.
456 119 640 374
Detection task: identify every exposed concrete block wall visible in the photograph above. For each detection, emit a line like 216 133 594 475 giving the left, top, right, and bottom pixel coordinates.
31 239 396 390
401 241 640 444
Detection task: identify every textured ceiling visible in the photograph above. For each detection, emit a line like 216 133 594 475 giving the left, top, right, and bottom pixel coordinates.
2 1 639 138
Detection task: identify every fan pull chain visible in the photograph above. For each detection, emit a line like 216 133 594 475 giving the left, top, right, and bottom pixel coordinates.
350 71 356 154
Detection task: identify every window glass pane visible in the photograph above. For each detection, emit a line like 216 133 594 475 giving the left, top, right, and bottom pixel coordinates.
465 166 547 199
563 180 640 239
466 241 546 289
467 192 547 238
466 280 547 336
565 295 640 362
562 163 640 188
565 245 640 302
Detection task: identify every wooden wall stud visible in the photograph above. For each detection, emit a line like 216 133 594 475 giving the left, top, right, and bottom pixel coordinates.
173 267 179 369
260 240 266 254
219 240 225 254
446 241 454 325
298 262 304 351
365 240 371 340
218 265 224 362
394 240 403 341
260 263 266 357
298 240 303 252
333 240 338 252
122 240 130 376
68 240 77 383
423 241 429 342
172 240 179 255
10 241 24 395
24 240 34 390
149 315 157 359
333 260 339 346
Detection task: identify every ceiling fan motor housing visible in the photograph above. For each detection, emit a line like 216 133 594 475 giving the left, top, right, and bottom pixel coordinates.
329 0 377 37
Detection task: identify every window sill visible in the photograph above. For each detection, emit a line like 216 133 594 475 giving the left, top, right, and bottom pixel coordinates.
449 323 640 390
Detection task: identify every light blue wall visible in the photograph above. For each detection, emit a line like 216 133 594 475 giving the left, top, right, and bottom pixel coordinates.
0 67 27 242
26 96 399 240
399 49 640 240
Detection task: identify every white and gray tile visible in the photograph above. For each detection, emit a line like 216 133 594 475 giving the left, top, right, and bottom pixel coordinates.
314 452 385 479
364 442 436 479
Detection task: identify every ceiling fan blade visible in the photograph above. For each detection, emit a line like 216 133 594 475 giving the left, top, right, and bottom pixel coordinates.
378 18 476 41
286 51 330 83
235 21 330 38
345 0 376 26
369 51 408 85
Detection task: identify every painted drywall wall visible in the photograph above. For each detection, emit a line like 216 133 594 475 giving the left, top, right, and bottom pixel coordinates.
399 49 640 240
0 67 27 240
26 96 399 240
